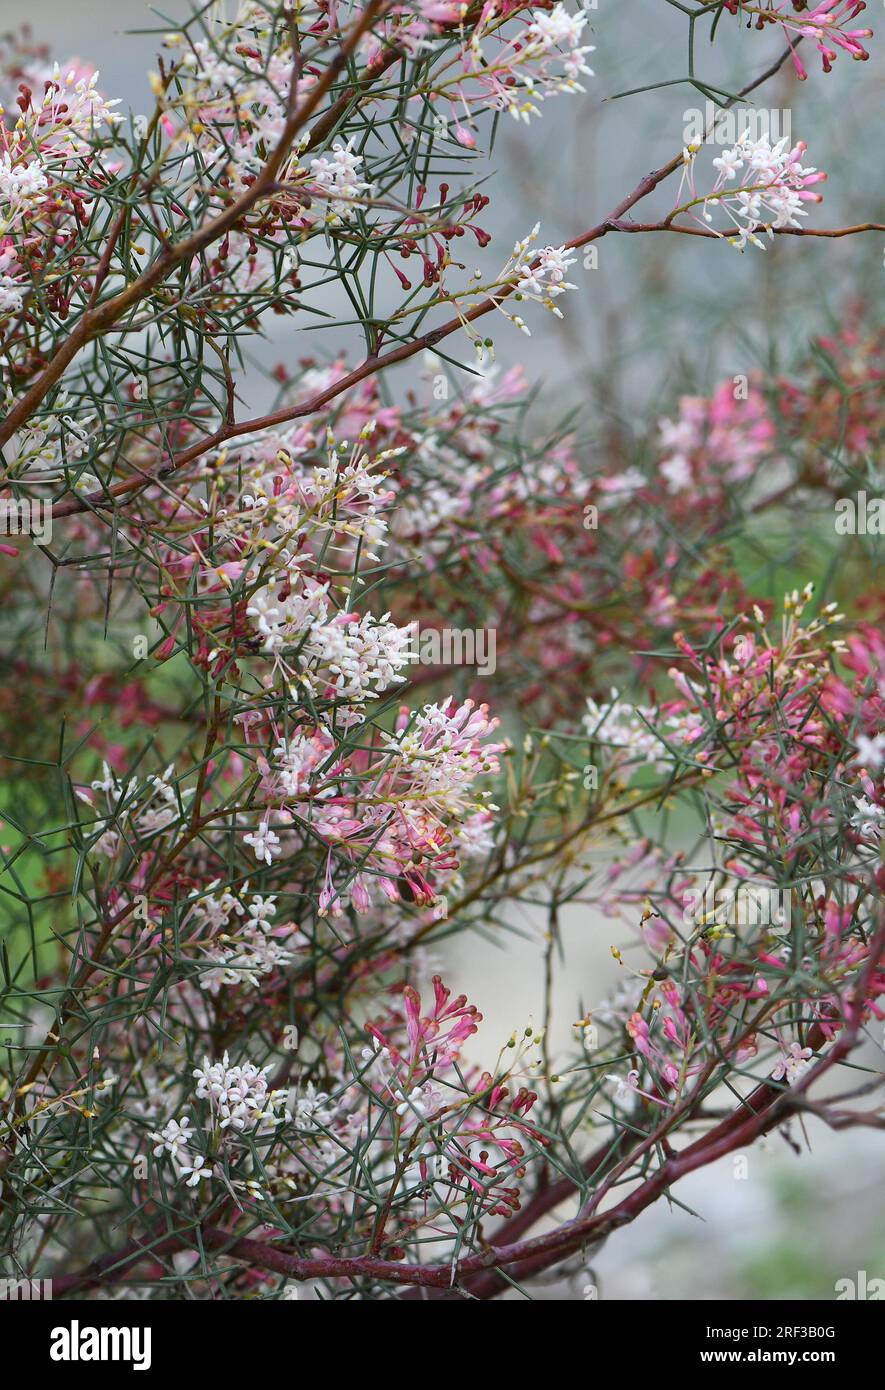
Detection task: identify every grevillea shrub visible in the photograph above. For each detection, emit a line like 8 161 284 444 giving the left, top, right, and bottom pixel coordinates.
0 2 882 1302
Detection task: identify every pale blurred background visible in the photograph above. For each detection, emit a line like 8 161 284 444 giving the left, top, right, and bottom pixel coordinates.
13 0 885 1299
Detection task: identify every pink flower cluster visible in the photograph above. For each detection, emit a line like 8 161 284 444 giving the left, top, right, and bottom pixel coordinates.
248 698 504 919
726 1 873 79
679 133 826 250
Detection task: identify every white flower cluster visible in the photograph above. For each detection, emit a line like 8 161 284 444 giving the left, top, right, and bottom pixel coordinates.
243 818 284 866
224 427 396 559
771 1041 813 1086
306 610 415 700
181 28 301 187
360 1040 445 1128
272 728 335 798
0 266 22 317
141 767 188 832
850 794 884 843
192 1053 287 1132
497 224 578 339
246 574 329 654
473 3 595 125
584 690 675 769
186 881 250 934
0 66 120 313
150 1116 212 1187
10 64 122 160
0 153 48 219
247 573 413 700
308 139 374 223
192 892 305 995
525 4 596 82
78 761 193 857
50 66 121 142
853 732 885 771
289 1080 336 1131
392 1080 443 1120
657 409 698 493
390 439 487 550
382 700 501 813
0 391 86 477
149 1052 289 1190
703 134 823 250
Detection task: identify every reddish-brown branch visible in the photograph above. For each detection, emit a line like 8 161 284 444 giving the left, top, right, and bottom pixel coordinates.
0 0 392 453
35 42 848 523
48 919 885 1300
55 193 876 525
611 218 885 239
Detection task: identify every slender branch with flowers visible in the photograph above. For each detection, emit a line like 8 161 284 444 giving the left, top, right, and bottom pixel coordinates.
0 0 882 1302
